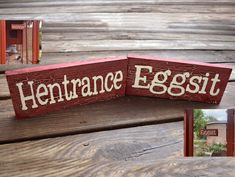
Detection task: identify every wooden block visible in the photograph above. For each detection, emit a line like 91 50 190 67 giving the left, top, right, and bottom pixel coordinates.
6 57 128 119
126 54 232 104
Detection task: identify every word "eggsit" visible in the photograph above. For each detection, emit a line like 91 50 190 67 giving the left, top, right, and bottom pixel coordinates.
127 55 232 104
133 65 220 97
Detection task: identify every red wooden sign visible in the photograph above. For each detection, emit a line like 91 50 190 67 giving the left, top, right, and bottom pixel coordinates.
6 54 232 119
200 129 218 136
6 57 128 119
126 55 232 104
11 24 26 30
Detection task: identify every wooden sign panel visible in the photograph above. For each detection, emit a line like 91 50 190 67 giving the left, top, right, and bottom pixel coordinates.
200 129 218 136
126 55 232 104
6 57 128 119
11 24 26 30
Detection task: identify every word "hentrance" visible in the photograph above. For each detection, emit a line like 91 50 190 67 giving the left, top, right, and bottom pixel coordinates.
16 71 123 110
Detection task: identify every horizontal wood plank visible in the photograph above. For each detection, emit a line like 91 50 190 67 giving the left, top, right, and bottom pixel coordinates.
43 31 235 42
1 50 235 72
0 82 234 143
0 12 234 51
1 156 234 177
0 74 9 99
4 12 234 22
37 12 234 51
1 4 235 14
1 0 235 6
40 50 235 64
0 122 183 160
0 121 234 177
0 122 183 176
42 40 235 52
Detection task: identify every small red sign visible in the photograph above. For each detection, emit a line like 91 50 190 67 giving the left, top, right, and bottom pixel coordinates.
6 57 128 119
5 54 232 119
200 129 218 136
126 54 232 104
11 24 26 30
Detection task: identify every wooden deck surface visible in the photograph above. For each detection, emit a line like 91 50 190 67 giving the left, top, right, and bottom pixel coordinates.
0 0 235 176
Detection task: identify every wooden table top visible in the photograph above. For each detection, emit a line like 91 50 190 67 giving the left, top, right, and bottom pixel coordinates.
0 0 235 176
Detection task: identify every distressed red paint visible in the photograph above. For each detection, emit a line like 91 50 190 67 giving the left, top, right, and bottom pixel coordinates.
6 57 128 119
126 54 232 104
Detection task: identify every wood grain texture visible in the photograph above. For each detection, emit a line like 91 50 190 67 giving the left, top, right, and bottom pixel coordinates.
0 0 234 70
0 0 235 15
43 31 235 42
1 50 235 73
0 121 183 177
1 157 235 177
0 12 235 52
6 57 127 118
1 5 235 14
126 55 232 104
0 121 234 177
0 82 234 143
42 40 235 52
0 74 9 99
0 122 183 161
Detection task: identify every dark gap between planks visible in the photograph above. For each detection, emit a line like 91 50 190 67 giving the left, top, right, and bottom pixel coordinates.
0 117 183 145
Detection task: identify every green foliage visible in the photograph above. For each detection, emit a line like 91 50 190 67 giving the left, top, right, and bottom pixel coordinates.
194 141 226 156
196 151 205 156
209 143 226 153
193 110 218 139
193 109 207 139
193 110 225 156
